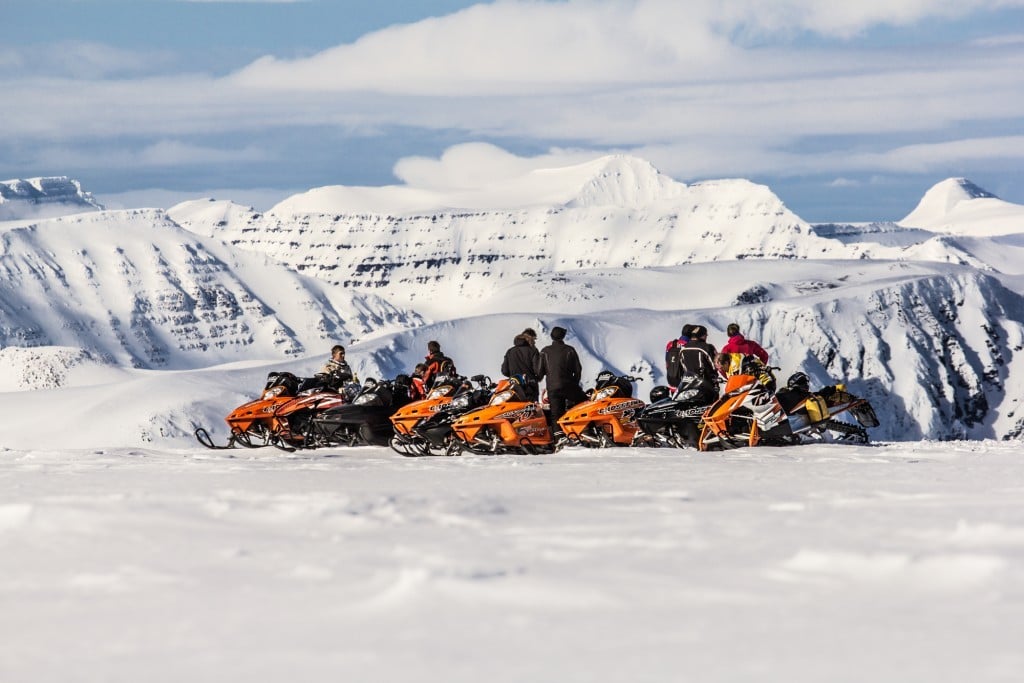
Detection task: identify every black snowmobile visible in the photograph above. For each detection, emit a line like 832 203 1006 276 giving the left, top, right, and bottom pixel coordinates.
633 373 719 448
393 375 496 456
310 376 415 447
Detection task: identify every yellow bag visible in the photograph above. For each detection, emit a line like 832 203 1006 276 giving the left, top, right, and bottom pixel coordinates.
805 395 829 424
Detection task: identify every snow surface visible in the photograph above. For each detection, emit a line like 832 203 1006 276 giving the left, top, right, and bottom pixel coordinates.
1 441 1022 682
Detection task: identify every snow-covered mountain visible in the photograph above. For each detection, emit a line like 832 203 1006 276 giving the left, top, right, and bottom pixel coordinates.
0 208 422 386
899 178 1024 236
1 163 1023 444
0 176 103 220
169 156 847 311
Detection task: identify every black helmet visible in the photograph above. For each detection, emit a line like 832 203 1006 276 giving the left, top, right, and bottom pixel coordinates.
649 385 671 403
787 372 810 392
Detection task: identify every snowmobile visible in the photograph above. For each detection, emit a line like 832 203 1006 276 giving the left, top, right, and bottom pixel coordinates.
698 370 880 450
449 377 561 455
195 371 302 449
269 374 361 450
389 375 466 446
632 373 719 449
309 376 416 448
557 371 645 447
390 375 495 456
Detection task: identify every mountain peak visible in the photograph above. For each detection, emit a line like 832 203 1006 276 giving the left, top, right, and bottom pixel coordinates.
562 154 683 208
899 178 1022 236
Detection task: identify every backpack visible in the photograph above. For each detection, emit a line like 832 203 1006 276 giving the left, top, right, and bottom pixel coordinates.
665 339 685 387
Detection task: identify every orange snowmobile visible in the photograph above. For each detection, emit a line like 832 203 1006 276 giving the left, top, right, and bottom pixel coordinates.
195 371 301 449
557 371 645 447
389 374 492 456
698 368 879 450
450 377 562 454
390 378 464 436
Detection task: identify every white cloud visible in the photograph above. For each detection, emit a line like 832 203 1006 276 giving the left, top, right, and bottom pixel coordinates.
229 0 1024 95
851 136 1024 173
393 143 602 190
715 0 1024 39
4 0 1024 194
229 1 739 96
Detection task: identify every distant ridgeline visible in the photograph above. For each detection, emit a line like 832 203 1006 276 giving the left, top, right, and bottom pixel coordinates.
0 176 103 220
168 157 843 303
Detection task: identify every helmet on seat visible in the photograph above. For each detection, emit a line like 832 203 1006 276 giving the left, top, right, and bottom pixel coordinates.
787 372 810 392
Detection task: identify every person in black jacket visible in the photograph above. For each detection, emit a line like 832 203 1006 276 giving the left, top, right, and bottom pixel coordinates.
501 328 540 401
536 326 584 427
677 325 720 400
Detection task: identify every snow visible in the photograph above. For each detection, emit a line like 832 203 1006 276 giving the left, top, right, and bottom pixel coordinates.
2 440 1022 682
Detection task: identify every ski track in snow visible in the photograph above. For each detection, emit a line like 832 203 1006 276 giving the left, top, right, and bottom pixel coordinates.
2 441 1023 682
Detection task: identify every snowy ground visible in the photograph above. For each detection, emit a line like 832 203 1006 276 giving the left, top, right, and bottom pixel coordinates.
2 440 1022 682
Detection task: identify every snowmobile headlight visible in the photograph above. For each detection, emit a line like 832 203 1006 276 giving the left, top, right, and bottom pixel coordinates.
490 390 515 405
427 386 450 399
353 393 374 405
264 385 285 398
450 395 471 410
674 388 700 402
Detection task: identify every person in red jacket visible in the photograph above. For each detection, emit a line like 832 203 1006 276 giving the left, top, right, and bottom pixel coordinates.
720 323 769 364
421 340 456 389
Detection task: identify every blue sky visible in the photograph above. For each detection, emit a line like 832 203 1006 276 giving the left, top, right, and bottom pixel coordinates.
3 0 1024 221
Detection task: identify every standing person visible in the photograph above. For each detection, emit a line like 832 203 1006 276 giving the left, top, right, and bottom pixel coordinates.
421 340 456 389
501 328 541 401
321 344 355 387
720 323 769 364
680 325 720 399
665 324 696 387
536 326 584 428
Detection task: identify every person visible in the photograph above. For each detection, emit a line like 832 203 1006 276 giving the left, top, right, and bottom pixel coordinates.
501 328 541 401
666 323 718 389
775 371 832 424
421 340 456 389
716 351 776 393
410 363 428 401
664 324 695 387
680 324 720 397
536 326 585 428
720 323 769 364
321 344 355 387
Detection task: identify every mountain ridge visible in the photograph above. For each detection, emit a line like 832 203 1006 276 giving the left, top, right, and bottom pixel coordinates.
0 176 103 220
